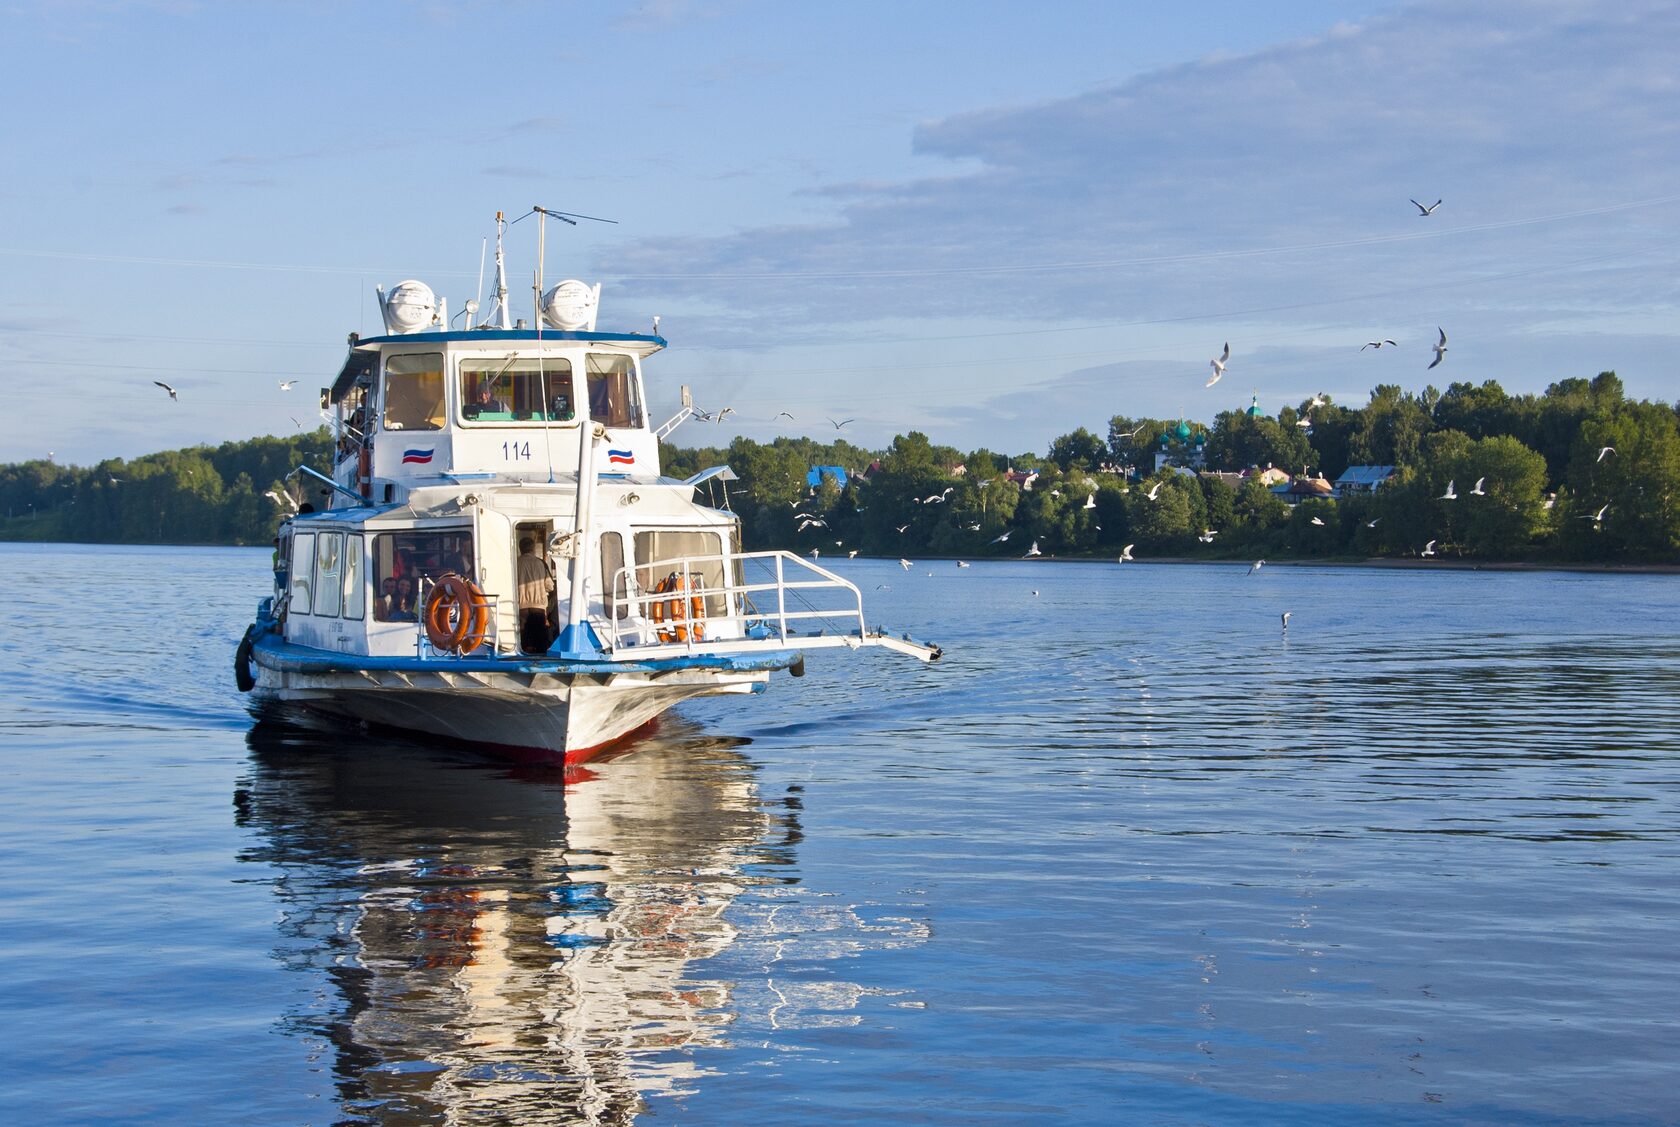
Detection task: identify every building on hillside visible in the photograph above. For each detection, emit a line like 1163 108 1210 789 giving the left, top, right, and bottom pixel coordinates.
1334 465 1396 495
1271 474 1335 505
807 465 849 489
1153 418 1207 473
1245 465 1290 487
1199 471 1246 491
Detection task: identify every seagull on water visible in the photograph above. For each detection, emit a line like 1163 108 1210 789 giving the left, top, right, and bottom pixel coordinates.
1281 611 1292 631
1361 340 1398 350
154 380 179 400
1470 477 1487 496
1207 342 1229 387
1422 539 1437 557
1440 479 1458 501
1119 544 1135 562
1411 198 1442 216
1428 327 1448 370
957 560 970 568
1597 446 1616 463
1248 559 1265 575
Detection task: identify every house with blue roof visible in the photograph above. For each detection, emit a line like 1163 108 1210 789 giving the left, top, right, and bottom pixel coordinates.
807 465 849 489
1334 465 1396 495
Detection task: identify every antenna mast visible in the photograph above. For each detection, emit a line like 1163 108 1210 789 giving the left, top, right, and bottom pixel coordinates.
485 211 512 329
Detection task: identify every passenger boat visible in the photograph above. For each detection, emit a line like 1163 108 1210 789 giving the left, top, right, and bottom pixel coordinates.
236 211 940 763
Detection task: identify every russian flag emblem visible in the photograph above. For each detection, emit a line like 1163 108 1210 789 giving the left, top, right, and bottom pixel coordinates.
402 448 434 465
606 449 635 465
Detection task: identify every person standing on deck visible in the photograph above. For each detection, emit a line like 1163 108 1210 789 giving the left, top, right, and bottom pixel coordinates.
518 538 555 653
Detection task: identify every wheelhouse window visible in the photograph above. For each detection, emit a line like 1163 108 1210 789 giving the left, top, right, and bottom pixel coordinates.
313 532 343 617
586 353 642 429
289 532 315 615
382 353 445 431
372 528 475 623
634 530 726 617
342 534 366 620
457 356 576 424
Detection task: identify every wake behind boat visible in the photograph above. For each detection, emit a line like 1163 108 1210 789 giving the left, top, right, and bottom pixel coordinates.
236 211 939 762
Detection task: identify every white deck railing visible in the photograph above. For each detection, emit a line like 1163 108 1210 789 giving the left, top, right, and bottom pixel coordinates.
603 550 867 656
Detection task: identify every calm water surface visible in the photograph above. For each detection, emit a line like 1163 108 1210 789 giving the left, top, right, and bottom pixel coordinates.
0 543 1677 1124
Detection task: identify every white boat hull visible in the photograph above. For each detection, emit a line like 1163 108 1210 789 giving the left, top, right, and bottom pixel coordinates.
250 659 767 762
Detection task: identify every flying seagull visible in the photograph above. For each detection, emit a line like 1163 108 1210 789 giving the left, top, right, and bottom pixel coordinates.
1118 422 1148 442
1421 539 1437 557
1083 493 1097 510
1361 340 1398 350
990 531 1012 543
1428 327 1448 369
1118 544 1135 562
896 524 910 534
1281 611 1292 631
1296 415 1312 429
900 558 914 570
1024 540 1042 558
1310 394 1327 407
1146 481 1163 501
1310 516 1326 526
1207 342 1229 387
1367 517 1381 528
278 379 297 391
1440 479 1458 501
827 417 853 430
1470 477 1486 496
848 550 859 558
1247 559 1265 575
1597 446 1616 463
1581 503 1611 525
1197 529 1217 543
153 380 178 400
1411 198 1442 216
775 411 795 421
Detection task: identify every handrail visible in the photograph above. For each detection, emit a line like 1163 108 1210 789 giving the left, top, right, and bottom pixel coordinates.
603 549 867 654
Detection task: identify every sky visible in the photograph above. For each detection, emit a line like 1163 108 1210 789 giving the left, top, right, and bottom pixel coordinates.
4 0 1679 466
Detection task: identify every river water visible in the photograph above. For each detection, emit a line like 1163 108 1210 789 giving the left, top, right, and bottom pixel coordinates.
0 543 1676 1125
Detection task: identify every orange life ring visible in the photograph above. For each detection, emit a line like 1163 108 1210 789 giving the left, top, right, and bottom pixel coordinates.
424 573 491 654
649 571 706 643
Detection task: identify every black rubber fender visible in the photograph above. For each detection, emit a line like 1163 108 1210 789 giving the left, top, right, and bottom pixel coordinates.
234 628 257 693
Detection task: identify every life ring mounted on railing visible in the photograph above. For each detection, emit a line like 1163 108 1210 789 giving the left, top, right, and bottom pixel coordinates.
424 573 492 655
650 571 707 643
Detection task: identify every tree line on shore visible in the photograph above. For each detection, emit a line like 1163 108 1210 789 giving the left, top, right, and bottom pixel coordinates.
2 371 1675 562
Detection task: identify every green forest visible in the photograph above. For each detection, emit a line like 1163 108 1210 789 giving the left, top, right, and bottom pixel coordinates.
3 372 1676 564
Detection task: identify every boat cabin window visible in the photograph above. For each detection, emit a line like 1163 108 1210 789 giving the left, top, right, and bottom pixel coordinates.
313 532 343 617
457 357 576 424
382 353 445 431
634 530 726 616
289 532 315 615
336 381 371 461
342 534 366 620
586 354 643 429
600 531 627 620
372 529 475 622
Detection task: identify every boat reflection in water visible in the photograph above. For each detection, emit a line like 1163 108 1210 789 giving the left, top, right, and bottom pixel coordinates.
236 720 819 1123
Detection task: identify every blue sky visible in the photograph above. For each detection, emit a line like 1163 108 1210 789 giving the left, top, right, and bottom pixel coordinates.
5 0 1678 465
